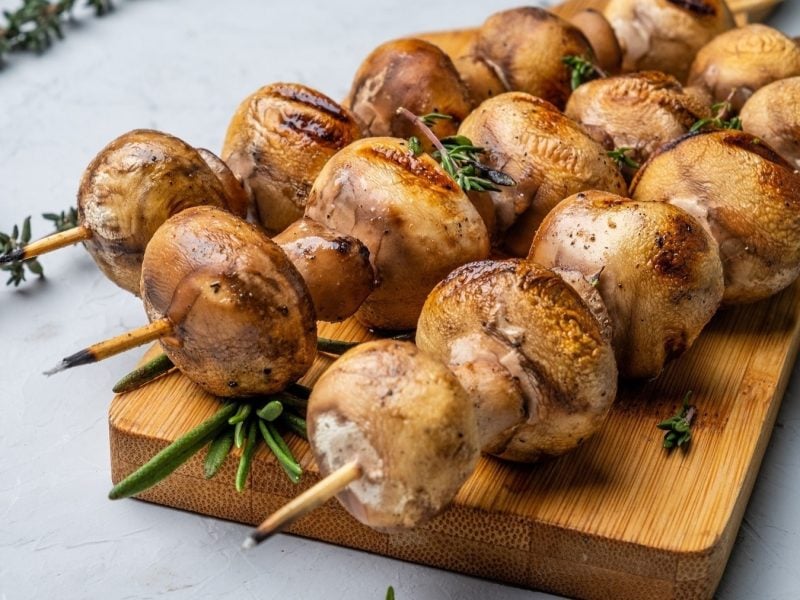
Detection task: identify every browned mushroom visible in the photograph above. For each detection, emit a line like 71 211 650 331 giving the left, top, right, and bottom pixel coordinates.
603 0 734 81
416 259 617 461
529 190 724 379
0 129 243 295
631 130 800 304
273 217 374 323
688 24 800 110
457 92 627 256
222 83 361 234
740 76 800 169
196 147 252 221
570 9 623 74
345 38 474 141
48 206 317 398
565 71 711 174
305 137 490 330
473 7 595 110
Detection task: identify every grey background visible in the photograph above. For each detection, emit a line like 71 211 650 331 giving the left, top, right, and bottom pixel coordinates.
1 1 798 598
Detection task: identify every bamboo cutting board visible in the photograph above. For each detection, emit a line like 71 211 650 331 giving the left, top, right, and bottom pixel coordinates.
110 276 800 600
109 1 789 598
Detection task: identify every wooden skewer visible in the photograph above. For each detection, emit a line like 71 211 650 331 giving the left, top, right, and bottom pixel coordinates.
0 225 92 264
44 318 173 375
243 460 363 549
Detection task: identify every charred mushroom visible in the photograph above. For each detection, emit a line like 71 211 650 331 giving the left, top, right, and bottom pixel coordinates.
457 92 626 256
274 218 375 322
345 38 473 141
305 137 490 330
529 191 724 379
740 76 800 169
416 259 617 461
565 71 711 173
688 24 800 110
222 83 361 234
631 130 800 304
603 0 734 81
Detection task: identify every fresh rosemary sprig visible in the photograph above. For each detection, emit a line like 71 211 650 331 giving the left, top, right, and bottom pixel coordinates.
0 217 43 286
397 107 515 193
108 391 309 501
690 101 742 133
657 392 696 450
0 0 113 67
562 55 605 90
607 147 640 170
386 586 396 600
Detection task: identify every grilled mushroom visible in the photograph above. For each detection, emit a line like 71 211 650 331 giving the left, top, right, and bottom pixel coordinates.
529 191 724 379
274 218 374 322
345 38 474 141
740 76 800 169
631 130 800 304
457 92 626 255
416 259 617 461
603 0 734 81
222 83 361 234
305 137 490 330
688 24 800 110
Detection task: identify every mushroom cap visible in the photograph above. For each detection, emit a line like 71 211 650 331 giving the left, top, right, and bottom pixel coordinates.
457 92 626 255
305 137 490 330
222 83 361 234
141 206 317 397
416 259 617 462
195 148 252 221
308 340 479 532
529 191 724 379
475 7 595 110
569 9 623 74
345 38 473 141
603 0 734 81
273 217 374 323
565 71 711 169
630 130 800 304
78 129 232 295
740 76 800 169
687 24 800 110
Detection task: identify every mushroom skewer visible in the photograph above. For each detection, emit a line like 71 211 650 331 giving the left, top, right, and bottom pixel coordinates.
0 130 246 295
243 339 479 548
47 206 317 399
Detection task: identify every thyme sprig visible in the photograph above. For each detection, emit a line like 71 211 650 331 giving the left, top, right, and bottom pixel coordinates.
657 392 696 450
607 147 640 170
1 207 79 286
690 101 742 133
0 217 43 286
0 0 113 67
397 107 515 193
562 55 605 90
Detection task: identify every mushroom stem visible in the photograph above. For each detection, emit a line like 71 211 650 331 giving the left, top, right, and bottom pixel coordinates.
0 224 91 264
44 318 173 375
243 460 362 548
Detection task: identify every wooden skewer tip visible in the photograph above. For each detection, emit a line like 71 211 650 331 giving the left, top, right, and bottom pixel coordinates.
243 460 362 549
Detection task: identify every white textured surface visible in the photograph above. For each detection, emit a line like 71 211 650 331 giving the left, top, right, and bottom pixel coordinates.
0 1 798 598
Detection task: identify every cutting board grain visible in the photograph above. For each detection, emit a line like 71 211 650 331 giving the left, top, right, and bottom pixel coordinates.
110 276 800 600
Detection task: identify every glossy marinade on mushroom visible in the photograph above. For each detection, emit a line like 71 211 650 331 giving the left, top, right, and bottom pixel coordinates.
416 259 617 462
529 191 724 379
345 38 474 140
603 0 734 81
305 136 490 330
740 77 800 169
222 83 361 234
631 130 800 305
457 92 626 256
